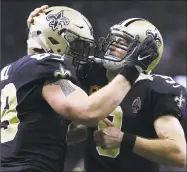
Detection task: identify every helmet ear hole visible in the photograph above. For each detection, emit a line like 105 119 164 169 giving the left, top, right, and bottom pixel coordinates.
48 37 60 45
57 49 61 53
37 31 41 35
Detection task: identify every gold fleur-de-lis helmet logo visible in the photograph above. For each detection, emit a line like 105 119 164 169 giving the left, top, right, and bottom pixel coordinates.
146 28 162 47
46 10 70 31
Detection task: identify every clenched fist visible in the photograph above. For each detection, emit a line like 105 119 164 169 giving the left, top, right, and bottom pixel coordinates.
93 119 124 149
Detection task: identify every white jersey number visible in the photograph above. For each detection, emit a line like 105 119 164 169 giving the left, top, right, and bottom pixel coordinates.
1 83 19 143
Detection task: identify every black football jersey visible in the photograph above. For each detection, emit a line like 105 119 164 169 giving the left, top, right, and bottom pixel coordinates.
82 67 186 172
0 53 77 172
78 62 108 94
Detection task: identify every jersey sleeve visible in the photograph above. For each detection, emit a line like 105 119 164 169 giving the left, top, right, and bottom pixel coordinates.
150 74 186 121
15 53 78 89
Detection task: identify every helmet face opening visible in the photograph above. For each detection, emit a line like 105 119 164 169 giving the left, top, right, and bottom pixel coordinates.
62 29 96 78
94 18 163 72
94 28 134 62
64 30 95 59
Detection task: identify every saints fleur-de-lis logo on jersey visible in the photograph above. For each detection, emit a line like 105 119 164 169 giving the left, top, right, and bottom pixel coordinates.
146 28 162 47
46 10 70 31
54 64 71 79
174 91 186 109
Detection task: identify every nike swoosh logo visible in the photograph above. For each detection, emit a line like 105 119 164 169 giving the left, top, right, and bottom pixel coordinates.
138 55 150 61
73 24 84 29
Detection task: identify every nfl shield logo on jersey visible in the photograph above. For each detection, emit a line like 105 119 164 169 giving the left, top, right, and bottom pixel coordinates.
132 97 141 114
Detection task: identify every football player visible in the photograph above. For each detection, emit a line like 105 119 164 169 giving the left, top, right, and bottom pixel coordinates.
84 18 187 172
0 6 158 172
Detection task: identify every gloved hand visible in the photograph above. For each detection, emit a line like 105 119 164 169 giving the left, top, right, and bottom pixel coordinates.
120 35 159 85
125 35 159 71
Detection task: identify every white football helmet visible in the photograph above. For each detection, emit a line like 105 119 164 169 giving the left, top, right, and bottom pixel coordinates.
96 18 164 73
27 6 95 66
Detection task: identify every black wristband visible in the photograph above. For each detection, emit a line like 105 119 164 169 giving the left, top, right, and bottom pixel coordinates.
119 64 140 85
120 132 136 154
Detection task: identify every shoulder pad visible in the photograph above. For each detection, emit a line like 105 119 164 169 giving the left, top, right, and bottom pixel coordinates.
149 74 186 96
15 53 77 88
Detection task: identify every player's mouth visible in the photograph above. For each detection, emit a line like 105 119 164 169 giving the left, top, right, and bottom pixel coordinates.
107 45 127 60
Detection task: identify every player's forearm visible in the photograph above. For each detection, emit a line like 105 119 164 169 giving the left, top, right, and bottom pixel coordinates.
61 75 130 126
66 66 139 126
133 136 186 167
72 69 138 126
86 74 130 121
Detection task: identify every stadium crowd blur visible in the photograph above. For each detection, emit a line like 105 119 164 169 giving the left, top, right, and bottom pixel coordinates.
1 0 186 171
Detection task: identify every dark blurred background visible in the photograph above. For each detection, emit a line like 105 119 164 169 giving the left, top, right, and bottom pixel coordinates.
1 0 186 171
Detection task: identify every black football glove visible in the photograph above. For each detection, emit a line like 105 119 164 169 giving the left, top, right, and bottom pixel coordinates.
125 34 159 71
119 35 158 85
